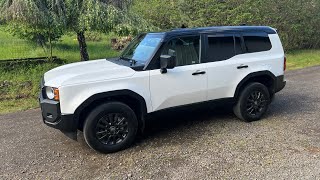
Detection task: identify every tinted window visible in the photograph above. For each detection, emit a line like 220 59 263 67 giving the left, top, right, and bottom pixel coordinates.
161 36 200 66
207 36 235 62
243 33 272 53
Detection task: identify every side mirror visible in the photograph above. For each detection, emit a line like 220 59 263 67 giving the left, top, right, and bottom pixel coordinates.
160 55 176 74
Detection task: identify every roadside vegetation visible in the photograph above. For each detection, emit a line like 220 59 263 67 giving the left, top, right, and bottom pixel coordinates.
1 26 319 114
0 0 320 114
0 26 119 62
0 27 120 114
0 63 58 114
133 0 320 51
286 50 320 70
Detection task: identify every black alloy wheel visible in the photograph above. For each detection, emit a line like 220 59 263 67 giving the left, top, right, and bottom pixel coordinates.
233 82 270 122
84 102 138 153
95 113 129 145
246 91 268 117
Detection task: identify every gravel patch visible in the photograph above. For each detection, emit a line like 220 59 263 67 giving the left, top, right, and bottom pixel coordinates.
1 66 320 179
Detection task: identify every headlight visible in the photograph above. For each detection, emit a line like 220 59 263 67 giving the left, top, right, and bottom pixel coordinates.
45 87 54 99
45 87 59 101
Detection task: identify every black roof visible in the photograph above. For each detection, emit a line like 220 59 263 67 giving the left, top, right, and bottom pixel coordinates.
155 26 277 40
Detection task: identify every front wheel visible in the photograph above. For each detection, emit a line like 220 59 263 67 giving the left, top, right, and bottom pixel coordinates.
83 102 138 153
233 82 270 122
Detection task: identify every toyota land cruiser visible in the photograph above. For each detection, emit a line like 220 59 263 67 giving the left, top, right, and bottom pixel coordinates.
40 26 286 153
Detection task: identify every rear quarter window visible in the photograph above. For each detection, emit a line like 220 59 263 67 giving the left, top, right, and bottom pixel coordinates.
243 33 272 53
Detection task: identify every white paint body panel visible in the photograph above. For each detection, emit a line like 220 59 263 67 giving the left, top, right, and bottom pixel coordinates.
44 59 135 87
43 33 284 115
149 64 207 111
206 34 285 100
44 60 152 114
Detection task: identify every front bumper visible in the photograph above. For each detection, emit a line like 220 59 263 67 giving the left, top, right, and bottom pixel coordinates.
275 75 286 93
39 90 78 140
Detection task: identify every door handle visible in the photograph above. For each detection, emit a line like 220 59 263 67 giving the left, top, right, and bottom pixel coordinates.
192 70 206 75
237 65 249 69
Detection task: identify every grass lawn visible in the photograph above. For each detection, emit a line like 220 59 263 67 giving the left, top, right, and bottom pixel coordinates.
286 49 320 70
0 26 119 62
1 25 320 114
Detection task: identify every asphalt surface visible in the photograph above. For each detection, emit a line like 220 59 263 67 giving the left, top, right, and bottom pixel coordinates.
1 66 320 179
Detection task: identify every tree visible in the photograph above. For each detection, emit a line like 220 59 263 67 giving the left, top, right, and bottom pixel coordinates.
132 0 182 30
0 0 65 60
65 0 154 61
132 0 320 50
0 0 148 61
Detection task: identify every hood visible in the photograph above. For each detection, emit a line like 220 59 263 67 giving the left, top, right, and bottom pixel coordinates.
44 59 136 87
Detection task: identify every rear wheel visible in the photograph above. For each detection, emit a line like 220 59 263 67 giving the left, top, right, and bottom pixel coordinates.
233 82 270 122
83 102 138 153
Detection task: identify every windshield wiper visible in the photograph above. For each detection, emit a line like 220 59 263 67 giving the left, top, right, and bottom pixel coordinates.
119 56 137 65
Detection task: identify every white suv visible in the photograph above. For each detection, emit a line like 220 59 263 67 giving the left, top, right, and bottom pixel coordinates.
40 26 286 153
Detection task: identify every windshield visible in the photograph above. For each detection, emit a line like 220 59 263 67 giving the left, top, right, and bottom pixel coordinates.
120 33 163 64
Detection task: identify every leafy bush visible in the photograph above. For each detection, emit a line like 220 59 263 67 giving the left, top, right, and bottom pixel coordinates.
85 31 103 42
132 0 320 50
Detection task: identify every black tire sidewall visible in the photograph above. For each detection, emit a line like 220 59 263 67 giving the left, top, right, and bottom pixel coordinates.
83 102 138 153
239 83 270 122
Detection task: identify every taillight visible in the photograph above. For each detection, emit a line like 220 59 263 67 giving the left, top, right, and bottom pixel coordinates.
284 56 287 71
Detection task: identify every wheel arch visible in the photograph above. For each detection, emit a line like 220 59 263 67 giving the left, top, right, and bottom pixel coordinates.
74 90 148 133
234 71 276 99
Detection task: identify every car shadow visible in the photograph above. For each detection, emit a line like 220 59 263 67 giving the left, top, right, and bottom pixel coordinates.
136 92 311 145
76 93 309 151
136 103 236 144
268 92 317 117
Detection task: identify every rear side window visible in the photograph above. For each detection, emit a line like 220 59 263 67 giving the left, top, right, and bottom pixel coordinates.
207 36 234 62
243 33 272 53
206 35 243 62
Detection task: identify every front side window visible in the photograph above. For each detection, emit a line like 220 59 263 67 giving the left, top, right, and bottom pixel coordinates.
161 36 200 66
121 33 163 64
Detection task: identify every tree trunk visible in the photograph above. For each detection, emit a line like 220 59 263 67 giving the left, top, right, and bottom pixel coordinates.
77 31 89 61
49 32 53 61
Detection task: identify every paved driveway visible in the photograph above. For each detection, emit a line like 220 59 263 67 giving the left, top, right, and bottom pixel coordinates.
1 66 320 179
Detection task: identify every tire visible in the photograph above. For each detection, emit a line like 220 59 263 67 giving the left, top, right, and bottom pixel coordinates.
83 102 138 153
233 82 270 122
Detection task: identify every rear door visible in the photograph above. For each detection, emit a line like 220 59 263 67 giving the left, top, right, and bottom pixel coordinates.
204 33 250 100
149 35 207 111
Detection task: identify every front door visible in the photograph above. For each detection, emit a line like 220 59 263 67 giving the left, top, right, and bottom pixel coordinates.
149 35 207 111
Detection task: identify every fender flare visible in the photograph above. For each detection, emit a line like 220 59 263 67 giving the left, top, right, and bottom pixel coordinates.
73 89 148 131
234 71 276 98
